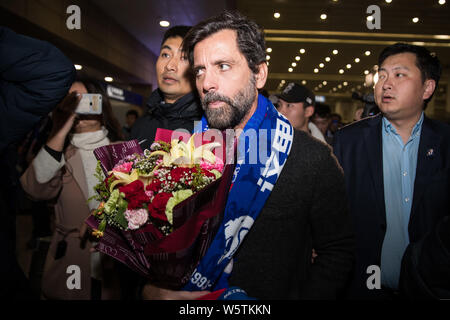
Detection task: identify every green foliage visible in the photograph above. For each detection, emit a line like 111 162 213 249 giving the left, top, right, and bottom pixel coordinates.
112 197 129 229
88 161 110 204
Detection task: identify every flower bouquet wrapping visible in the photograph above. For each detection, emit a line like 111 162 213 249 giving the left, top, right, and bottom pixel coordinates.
85 128 235 289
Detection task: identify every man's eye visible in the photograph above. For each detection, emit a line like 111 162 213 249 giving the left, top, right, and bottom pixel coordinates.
161 52 169 58
219 64 230 71
396 73 404 77
195 68 204 77
378 74 386 80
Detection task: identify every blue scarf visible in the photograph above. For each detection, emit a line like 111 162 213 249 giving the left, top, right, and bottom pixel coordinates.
183 94 294 291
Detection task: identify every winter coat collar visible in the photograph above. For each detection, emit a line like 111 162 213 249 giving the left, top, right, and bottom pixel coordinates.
146 89 203 120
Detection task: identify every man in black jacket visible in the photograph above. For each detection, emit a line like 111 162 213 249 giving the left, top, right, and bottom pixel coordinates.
122 25 204 299
333 43 450 299
129 26 203 149
0 26 75 299
142 11 354 300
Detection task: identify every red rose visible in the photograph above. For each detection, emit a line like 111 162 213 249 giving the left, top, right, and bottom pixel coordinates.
200 168 216 179
119 180 144 197
119 180 149 210
127 192 150 210
146 179 163 193
169 167 182 182
170 167 197 182
149 192 172 222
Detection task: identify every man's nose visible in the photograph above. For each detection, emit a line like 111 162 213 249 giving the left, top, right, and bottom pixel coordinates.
165 57 177 72
201 70 218 94
382 75 393 90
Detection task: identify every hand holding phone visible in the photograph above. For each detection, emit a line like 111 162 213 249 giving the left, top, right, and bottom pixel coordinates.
75 93 102 115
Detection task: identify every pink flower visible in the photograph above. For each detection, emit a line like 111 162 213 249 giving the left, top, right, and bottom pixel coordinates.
200 157 224 173
112 161 133 173
124 208 148 230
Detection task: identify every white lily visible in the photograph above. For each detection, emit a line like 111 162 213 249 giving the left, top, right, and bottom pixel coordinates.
108 169 140 192
149 134 221 167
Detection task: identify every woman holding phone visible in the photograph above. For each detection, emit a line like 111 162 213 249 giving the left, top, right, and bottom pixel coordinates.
20 77 123 300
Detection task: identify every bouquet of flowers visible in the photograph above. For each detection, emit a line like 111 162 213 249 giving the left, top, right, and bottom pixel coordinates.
85 128 234 289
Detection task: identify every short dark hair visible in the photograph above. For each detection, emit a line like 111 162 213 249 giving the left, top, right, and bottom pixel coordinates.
330 113 342 121
161 25 192 46
182 11 266 74
313 103 331 119
126 109 138 118
378 43 441 108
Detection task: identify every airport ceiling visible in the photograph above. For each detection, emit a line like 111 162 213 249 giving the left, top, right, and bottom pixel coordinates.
93 0 450 95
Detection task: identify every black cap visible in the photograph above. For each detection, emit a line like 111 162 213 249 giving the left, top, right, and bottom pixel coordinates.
277 82 315 106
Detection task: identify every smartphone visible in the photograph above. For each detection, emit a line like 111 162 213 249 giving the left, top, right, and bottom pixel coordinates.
75 93 102 114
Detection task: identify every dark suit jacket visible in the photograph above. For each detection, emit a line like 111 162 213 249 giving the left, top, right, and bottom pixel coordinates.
229 130 355 299
333 114 450 299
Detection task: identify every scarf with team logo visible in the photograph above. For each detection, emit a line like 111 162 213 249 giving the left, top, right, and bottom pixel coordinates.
183 94 293 292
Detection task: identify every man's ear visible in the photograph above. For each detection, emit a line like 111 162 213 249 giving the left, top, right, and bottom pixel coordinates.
422 79 436 101
305 105 315 118
255 62 268 89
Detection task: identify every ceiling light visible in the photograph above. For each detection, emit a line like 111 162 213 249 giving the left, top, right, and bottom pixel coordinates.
314 87 318 91
291 62 297 67
295 56 301 61
288 68 293 72
333 49 338 55
412 17 419 23
266 48 272 53
339 69 344 74
367 16 374 21
333 87 337 91
104 76 113 82
354 58 360 63
267 62 270 66
320 14 327 20
338 84 342 89
274 12 281 19
319 63 325 68
319 84 323 88
365 50 371 56
159 20 170 27
74 64 82 70
343 81 348 86
325 57 331 62
314 68 319 73
364 70 369 75
439 0 446 4
357 85 362 89
373 72 379 85
281 80 285 83
299 48 306 54
266 55 271 60
346 64 352 69
323 81 327 85
302 80 307 85
385 0 392 3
